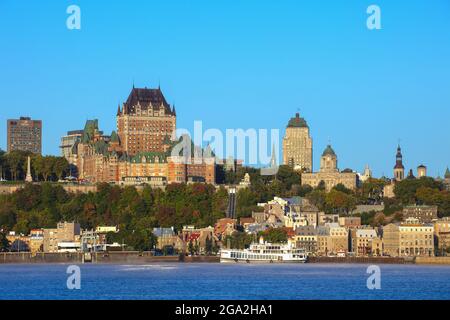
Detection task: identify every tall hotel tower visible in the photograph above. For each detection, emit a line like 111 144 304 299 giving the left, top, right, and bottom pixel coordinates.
282 113 313 172
117 86 177 156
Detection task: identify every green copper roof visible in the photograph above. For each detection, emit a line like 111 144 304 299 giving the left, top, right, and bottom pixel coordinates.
82 119 99 143
322 145 336 157
93 140 109 156
445 167 450 179
110 130 119 143
131 152 168 164
287 113 308 128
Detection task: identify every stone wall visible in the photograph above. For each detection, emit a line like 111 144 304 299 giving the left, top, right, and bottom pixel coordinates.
415 257 450 265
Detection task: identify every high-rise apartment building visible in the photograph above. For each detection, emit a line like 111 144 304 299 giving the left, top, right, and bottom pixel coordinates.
117 87 176 156
282 113 313 172
7 117 42 154
60 130 84 166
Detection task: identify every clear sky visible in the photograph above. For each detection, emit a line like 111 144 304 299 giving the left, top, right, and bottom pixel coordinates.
0 0 449 177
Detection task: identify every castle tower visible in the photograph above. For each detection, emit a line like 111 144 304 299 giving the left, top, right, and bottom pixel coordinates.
117 87 176 156
394 145 405 181
282 113 313 172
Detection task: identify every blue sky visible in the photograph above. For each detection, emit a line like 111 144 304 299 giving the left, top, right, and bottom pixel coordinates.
0 0 449 177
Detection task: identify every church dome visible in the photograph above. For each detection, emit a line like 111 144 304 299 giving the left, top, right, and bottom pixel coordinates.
322 145 336 157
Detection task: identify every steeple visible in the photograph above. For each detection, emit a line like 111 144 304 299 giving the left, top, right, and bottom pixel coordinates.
270 144 277 168
116 104 121 116
394 145 405 181
445 167 450 179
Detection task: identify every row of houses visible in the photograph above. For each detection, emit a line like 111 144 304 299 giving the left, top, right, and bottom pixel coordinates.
234 196 448 258
6 223 119 254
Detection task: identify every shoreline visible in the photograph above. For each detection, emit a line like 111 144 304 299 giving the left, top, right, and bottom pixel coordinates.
2 252 450 265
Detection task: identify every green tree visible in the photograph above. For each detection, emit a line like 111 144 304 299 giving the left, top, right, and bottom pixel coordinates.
188 240 195 255
53 157 70 180
259 228 288 243
394 177 443 205
306 189 327 211
325 189 357 215
0 232 10 251
205 236 213 255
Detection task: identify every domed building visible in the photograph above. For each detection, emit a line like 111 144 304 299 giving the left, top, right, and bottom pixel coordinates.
301 144 358 191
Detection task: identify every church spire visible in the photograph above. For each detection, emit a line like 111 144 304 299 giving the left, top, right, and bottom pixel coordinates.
270 144 277 168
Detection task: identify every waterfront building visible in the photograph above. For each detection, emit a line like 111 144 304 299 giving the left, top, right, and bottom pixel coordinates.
117 87 176 156
315 223 349 256
317 226 332 256
402 205 438 223
43 222 81 253
29 229 44 254
328 223 349 254
6 232 30 252
7 117 42 154
181 226 218 254
294 226 318 254
282 113 313 172
371 237 384 257
301 145 358 191
152 227 185 252
434 217 450 254
355 229 378 257
383 218 434 257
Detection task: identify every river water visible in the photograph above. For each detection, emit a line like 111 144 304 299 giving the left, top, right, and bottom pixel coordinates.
0 263 449 300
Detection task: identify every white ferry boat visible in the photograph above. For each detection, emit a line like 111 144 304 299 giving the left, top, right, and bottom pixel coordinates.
220 237 308 263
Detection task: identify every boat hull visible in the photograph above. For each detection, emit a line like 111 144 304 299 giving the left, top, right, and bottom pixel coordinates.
220 257 307 264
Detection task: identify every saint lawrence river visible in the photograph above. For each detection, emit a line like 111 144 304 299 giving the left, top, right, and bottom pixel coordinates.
0 263 449 300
